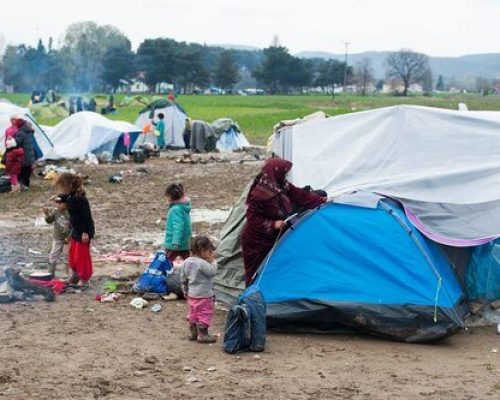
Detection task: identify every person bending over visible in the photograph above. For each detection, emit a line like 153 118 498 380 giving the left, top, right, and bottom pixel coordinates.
241 158 326 286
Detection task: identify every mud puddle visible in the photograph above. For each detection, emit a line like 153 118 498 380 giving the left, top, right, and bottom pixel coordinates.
191 208 230 224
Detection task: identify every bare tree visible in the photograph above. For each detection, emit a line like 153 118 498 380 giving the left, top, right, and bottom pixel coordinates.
354 58 374 95
475 77 493 96
422 68 433 94
386 49 429 96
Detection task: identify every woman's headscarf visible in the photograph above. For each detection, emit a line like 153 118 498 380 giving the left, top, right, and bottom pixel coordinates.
12 118 26 128
247 158 293 203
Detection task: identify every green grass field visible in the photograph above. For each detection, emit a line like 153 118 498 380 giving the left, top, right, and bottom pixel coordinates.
3 93 500 145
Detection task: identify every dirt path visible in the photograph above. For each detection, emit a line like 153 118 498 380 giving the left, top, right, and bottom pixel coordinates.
0 156 499 399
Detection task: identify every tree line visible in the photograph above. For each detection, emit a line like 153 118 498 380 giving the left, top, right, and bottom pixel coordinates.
0 21 443 96
0 22 353 94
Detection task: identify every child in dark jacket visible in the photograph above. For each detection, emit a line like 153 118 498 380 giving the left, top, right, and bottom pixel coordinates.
56 173 95 286
4 137 24 193
180 235 217 343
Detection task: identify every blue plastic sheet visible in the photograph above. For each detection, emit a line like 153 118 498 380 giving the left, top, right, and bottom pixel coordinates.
466 240 500 301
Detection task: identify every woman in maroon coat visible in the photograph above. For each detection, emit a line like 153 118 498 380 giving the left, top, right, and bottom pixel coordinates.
241 158 326 286
4 137 24 193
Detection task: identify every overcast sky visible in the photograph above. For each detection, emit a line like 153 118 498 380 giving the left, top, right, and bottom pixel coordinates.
1 0 499 57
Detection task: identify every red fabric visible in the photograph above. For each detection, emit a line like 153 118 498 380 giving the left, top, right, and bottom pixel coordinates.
10 174 18 186
5 148 24 176
187 296 214 327
12 119 25 128
167 250 191 263
30 279 67 295
241 159 326 286
68 239 93 282
4 126 18 144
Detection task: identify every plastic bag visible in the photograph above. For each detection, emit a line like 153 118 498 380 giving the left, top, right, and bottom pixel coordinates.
84 153 99 165
130 297 149 309
132 251 172 294
98 151 113 163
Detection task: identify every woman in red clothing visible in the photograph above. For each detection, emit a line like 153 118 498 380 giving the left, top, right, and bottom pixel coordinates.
3 116 22 192
4 137 24 193
241 158 326 286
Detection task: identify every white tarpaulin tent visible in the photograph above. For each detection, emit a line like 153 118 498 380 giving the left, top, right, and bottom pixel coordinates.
212 118 251 152
135 101 187 148
0 101 56 159
48 111 141 159
274 105 500 246
269 111 329 154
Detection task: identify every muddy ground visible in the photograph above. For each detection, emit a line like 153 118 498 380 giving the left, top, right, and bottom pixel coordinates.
0 155 499 400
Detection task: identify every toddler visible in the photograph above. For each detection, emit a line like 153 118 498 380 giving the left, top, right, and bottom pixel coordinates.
180 235 217 343
43 194 71 278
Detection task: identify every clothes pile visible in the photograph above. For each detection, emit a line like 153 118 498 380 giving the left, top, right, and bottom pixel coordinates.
0 267 62 303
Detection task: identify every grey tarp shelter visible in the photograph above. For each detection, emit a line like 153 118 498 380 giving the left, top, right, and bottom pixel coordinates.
214 183 250 303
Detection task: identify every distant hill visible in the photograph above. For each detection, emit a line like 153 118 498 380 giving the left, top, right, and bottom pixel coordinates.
297 51 500 85
297 51 389 78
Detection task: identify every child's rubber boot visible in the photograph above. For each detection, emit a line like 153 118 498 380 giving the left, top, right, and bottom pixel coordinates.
188 323 198 341
47 263 56 280
66 272 79 285
197 325 217 343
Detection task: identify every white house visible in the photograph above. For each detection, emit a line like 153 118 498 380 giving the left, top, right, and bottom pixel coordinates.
382 81 423 94
130 80 149 93
156 82 174 94
117 79 149 94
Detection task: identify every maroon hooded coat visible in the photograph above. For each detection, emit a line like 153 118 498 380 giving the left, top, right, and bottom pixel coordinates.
241 159 325 286
5 147 24 177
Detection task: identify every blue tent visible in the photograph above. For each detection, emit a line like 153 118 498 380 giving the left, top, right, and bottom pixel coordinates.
94 132 141 158
241 194 468 342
